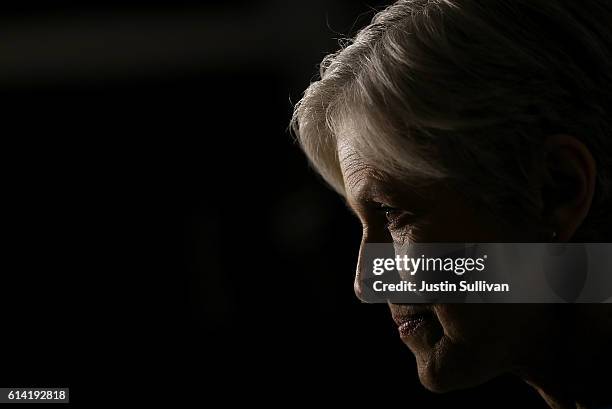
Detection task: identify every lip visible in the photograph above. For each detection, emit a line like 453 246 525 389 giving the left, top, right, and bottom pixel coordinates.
391 306 433 338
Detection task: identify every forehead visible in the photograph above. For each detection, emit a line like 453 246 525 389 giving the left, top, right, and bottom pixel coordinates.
337 130 392 202
336 124 436 207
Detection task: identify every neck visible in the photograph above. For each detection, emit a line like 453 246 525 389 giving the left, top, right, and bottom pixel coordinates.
515 305 612 409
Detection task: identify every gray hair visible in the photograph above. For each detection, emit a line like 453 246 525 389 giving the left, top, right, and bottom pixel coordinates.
290 0 612 240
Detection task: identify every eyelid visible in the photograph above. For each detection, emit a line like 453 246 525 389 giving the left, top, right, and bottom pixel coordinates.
372 202 421 229
370 200 396 210
378 205 399 213
372 202 404 216
377 206 400 220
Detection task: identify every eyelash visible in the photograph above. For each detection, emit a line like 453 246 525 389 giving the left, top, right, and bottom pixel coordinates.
375 204 405 230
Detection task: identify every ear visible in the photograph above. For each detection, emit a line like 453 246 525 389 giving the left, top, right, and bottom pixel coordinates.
540 134 596 241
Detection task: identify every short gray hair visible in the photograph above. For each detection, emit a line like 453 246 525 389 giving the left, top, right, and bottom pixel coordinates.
291 0 612 240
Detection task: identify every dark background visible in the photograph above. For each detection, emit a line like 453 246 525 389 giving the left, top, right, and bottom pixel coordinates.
1 1 547 406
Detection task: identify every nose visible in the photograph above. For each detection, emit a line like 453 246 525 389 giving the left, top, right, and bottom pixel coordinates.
354 229 387 302
353 229 368 302
354 226 398 303
354 238 368 302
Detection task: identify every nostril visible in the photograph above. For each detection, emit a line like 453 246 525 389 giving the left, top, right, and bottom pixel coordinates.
354 271 371 303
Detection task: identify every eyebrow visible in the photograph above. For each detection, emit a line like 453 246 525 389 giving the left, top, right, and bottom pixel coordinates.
341 158 386 202
339 150 401 213
342 160 372 193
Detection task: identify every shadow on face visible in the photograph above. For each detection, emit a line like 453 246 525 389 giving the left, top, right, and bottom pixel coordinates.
338 137 562 392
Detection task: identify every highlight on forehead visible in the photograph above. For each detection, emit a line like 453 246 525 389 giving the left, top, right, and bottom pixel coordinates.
337 142 386 195
338 132 440 208
292 83 448 200
331 101 447 189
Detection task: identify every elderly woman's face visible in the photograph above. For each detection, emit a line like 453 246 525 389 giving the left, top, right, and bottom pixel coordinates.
337 136 556 392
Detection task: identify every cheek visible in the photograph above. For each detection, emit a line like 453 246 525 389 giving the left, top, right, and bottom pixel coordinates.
410 205 504 243
413 187 531 243
433 305 554 361
433 305 515 345
433 305 487 342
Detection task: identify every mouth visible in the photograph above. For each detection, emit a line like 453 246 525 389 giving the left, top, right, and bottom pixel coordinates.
391 305 434 338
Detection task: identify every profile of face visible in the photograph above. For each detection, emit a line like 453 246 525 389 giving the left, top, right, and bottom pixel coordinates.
336 125 595 393
291 1 612 404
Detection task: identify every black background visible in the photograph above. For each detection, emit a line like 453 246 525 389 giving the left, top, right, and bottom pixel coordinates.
1 1 547 406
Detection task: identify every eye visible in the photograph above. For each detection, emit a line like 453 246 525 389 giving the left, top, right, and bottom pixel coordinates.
378 204 399 218
375 203 404 228
371 201 423 232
